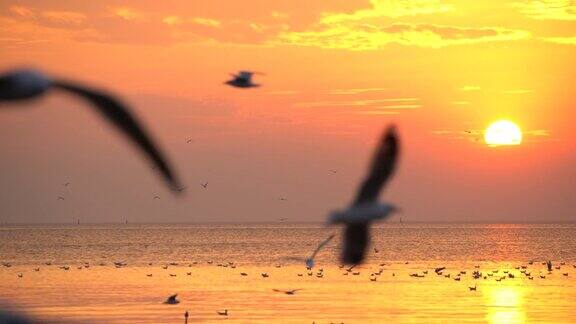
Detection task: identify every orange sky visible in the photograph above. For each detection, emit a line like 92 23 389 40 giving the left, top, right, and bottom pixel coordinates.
0 0 575 223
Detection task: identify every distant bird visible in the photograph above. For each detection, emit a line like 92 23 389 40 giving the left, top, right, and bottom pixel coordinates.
187 272 191 276
177 187 187 193
200 182 208 189
34 268 39 272
261 273 269 278
273 289 302 295
186 139 193 144
147 274 153 277
63 182 70 187
0 68 181 192
154 196 160 199
164 294 179 305
328 125 400 264
279 218 287 222
329 170 338 174
17 273 23 278
58 196 65 201
240 272 248 276
217 310 228 316
279 197 288 201
285 234 335 268
469 285 477 291
225 71 262 88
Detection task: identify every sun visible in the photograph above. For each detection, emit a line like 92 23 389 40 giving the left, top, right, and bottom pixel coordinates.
484 120 522 146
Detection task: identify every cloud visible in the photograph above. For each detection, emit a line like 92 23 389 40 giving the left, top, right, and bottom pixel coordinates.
459 85 481 91
513 0 576 20
277 23 531 50
295 98 420 108
326 87 389 95
543 36 576 44
319 0 453 24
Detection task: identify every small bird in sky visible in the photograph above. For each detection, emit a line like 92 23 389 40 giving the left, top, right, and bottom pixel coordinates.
0 68 181 192
279 197 288 201
163 294 179 304
273 289 302 295
328 125 400 265
200 182 208 189
217 310 228 316
57 196 65 201
225 71 262 88
63 182 70 187
153 196 160 199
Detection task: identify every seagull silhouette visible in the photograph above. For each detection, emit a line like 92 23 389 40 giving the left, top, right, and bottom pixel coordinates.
328 125 400 264
273 289 302 295
200 182 208 189
0 69 181 192
164 294 179 304
225 71 262 88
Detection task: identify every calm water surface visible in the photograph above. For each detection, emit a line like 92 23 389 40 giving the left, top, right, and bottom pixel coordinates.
1 223 575 323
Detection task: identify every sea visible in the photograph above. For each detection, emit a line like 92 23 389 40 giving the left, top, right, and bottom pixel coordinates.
1 223 575 323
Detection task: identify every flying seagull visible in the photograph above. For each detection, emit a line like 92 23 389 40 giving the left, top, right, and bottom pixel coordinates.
284 233 335 268
0 69 181 192
225 71 262 88
273 289 302 295
327 125 400 264
200 182 208 189
163 294 180 305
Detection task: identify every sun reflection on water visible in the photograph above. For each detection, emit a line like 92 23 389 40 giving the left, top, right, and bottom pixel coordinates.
485 285 526 324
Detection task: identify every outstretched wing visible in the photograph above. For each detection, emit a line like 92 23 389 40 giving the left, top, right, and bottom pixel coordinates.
343 125 400 264
309 234 336 259
53 81 181 192
352 125 399 206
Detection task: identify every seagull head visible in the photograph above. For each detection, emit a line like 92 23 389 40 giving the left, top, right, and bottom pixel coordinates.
0 69 52 101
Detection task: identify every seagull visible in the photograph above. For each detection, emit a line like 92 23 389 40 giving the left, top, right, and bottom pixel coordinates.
0 68 181 192
273 289 302 295
225 71 262 88
200 182 208 189
63 182 70 187
58 196 65 201
328 125 400 264
153 196 161 200
217 310 228 316
279 197 288 201
284 234 335 268
164 294 179 304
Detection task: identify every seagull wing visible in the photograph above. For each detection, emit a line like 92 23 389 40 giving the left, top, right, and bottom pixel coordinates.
53 81 181 192
343 125 400 265
352 125 399 206
309 234 336 259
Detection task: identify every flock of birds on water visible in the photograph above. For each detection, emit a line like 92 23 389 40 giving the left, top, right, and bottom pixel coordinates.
3 255 576 322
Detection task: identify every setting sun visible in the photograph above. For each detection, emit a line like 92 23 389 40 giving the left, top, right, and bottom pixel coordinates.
484 120 523 146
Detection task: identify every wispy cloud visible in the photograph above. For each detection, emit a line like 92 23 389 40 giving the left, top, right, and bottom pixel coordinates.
326 87 388 95
543 36 576 45
513 0 576 20
295 98 420 108
277 23 531 50
502 89 532 94
459 85 481 91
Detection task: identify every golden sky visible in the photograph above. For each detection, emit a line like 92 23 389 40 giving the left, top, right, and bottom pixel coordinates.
0 0 575 223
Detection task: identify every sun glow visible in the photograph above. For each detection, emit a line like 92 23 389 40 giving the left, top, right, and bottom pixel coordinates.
484 120 522 146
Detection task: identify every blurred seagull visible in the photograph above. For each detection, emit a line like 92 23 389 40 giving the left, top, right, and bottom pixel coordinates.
0 68 181 192
328 125 400 264
273 289 302 295
200 182 208 189
217 310 228 316
163 294 179 304
225 71 262 88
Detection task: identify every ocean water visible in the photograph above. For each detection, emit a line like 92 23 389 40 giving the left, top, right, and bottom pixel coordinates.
1 223 575 323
